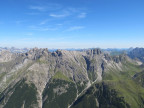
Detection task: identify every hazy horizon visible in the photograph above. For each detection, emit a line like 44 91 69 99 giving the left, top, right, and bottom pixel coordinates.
0 46 140 50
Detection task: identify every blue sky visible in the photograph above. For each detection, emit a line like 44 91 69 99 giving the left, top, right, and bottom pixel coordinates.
0 0 144 49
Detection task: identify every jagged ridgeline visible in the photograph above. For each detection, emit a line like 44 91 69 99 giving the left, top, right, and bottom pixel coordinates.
0 48 144 108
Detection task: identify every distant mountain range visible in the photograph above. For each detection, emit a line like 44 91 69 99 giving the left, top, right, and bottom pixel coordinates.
0 47 133 53
0 47 30 53
0 47 144 108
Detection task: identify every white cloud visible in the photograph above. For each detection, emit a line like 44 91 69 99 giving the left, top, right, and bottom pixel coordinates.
49 11 70 18
29 4 62 11
67 8 80 13
49 14 67 18
40 27 57 31
40 19 50 25
26 12 41 15
16 20 26 24
65 26 85 31
29 25 58 31
78 13 87 18
29 6 46 11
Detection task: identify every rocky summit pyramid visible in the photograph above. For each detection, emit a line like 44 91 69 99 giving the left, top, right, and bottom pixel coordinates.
0 48 144 108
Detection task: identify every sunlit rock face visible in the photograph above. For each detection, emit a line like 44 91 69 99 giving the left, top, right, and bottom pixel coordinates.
0 48 143 108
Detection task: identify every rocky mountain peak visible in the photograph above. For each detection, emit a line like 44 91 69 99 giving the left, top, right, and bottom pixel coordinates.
24 48 49 60
0 50 15 62
86 48 102 55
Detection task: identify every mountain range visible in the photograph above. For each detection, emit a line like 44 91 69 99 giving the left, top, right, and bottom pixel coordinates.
0 47 144 108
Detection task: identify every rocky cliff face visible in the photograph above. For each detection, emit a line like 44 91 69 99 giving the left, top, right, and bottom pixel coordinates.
128 48 144 63
0 48 143 108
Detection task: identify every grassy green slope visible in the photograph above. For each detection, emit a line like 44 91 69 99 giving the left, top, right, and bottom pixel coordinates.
71 61 144 108
71 82 130 108
102 61 144 108
1 80 38 108
133 71 144 87
42 72 77 108
52 71 72 82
